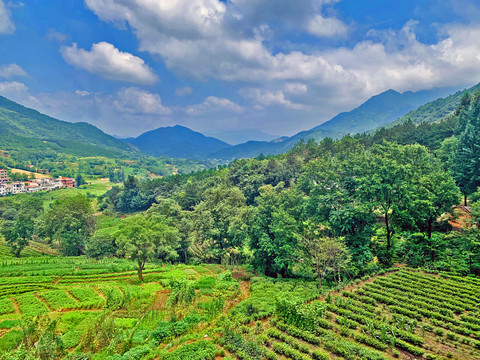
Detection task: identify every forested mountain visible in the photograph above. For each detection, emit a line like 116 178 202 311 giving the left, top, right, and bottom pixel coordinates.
0 96 136 157
395 82 480 124
124 125 231 158
209 87 456 160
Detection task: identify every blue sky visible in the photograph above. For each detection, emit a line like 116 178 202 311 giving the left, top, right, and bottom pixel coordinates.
1 0 480 144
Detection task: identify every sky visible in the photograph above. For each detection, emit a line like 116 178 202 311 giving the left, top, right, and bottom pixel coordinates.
1 1 480 144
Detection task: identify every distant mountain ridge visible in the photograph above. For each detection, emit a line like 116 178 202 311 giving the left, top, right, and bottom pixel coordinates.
0 95 135 157
208 86 456 160
124 125 231 158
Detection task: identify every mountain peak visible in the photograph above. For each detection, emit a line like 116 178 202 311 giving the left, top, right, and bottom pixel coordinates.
126 125 231 158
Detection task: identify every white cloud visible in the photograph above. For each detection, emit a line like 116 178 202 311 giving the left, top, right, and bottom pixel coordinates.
0 0 14 34
0 81 38 105
61 42 158 84
175 86 192 96
0 64 26 79
114 87 171 115
0 81 28 96
186 96 243 115
45 28 69 42
75 90 93 97
307 14 348 37
240 88 308 110
284 83 308 95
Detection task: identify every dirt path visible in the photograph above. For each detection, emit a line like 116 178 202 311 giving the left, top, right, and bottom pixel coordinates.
10 298 21 315
35 294 54 312
65 290 81 304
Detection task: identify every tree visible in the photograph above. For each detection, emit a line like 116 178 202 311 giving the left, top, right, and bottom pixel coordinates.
298 222 350 289
2 214 34 257
329 204 375 275
249 184 302 277
408 151 459 238
0 196 43 257
75 173 86 187
357 143 412 255
116 214 178 281
191 185 247 263
42 195 94 256
453 93 480 204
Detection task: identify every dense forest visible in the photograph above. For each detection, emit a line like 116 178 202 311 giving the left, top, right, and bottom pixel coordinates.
2 92 479 285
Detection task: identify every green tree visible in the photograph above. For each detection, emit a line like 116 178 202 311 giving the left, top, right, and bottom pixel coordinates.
298 222 350 289
2 214 34 257
357 143 412 256
43 195 94 256
116 213 179 281
453 93 480 204
249 184 301 277
191 185 247 263
75 172 86 186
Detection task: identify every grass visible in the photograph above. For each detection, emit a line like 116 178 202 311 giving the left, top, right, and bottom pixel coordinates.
39 178 113 210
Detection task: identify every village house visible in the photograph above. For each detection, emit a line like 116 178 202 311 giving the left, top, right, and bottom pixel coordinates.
0 169 8 183
0 175 75 196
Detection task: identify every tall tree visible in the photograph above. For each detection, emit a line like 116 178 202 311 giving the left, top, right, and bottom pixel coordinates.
298 222 350 289
357 143 412 256
249 184 302 277
453 93 480 204
116 214 178 281
191 185 247 263
42 195 94 256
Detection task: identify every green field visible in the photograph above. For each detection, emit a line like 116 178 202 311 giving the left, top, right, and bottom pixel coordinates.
0 260 478 360
0 257 247 359
37 178 114 211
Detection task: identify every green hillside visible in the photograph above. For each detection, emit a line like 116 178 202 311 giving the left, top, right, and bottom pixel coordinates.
0 96 136 157
395 82 480 124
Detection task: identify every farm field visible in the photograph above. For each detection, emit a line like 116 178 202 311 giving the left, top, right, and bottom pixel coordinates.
0 257 248 359
38 178 114 210
0 260 479 360
222 269 480 360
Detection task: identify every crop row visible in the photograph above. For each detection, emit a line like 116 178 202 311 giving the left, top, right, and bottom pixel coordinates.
372 277 473 310
391 272 480 303
359 287 480 339
326 302 424 346
364 281 463 314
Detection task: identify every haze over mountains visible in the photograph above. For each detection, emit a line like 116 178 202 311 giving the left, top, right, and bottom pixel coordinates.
0 82 478 161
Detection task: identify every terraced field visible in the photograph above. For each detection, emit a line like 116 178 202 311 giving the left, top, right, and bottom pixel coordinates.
0 259 479 360
223 269 480 360
0 257 239 356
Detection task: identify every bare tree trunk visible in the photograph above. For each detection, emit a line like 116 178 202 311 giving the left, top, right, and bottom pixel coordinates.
427 217 433 239
385 212 391 252
138 261 144 282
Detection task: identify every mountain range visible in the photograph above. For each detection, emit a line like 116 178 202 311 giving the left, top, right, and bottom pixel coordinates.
0 82 478 161
206 86 458 160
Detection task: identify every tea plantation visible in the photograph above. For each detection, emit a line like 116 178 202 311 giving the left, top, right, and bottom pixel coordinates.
222 269 480 360
0 260 478 360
